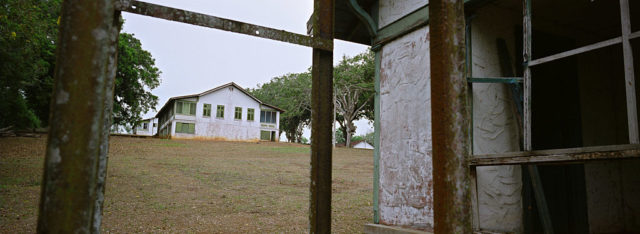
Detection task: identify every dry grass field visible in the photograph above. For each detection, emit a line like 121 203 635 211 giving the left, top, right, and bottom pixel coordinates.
0 136 373 233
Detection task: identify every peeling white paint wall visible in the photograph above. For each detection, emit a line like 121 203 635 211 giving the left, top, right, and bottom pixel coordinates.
379 26 433 231
470 5 522 232
378 0 427 28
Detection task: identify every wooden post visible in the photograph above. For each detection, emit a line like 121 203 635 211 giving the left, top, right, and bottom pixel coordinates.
620 0 638 144
523 0 532 151
310 0 334 232
37 0 119 232
430 0 472 232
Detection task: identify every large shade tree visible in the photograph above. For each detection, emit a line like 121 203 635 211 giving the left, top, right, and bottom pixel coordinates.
0 0 160 131
334 51 375 147
249 72 311 143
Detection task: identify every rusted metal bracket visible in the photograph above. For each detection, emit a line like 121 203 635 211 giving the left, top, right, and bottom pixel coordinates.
115 0 333 51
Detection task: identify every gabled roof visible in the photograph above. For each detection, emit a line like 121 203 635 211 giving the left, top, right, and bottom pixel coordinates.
155 82 284 118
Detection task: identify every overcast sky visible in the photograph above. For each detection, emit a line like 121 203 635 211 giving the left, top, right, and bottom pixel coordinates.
122 0 373 139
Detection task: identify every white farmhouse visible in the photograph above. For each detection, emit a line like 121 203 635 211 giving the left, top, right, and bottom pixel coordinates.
134 118 158 136
155 82 282 141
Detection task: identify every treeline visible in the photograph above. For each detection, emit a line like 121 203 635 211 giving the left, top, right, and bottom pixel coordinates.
0 0 160 131
249 51 375 147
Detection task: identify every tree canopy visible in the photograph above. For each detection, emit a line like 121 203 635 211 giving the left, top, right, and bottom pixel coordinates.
0 0 160 130
250 51 375 146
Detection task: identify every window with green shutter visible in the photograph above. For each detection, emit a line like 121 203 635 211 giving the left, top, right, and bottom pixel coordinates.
235 107 242 120
176 101 196 116
247 108 255 121
216 105 225 118
175 122 195 134
203 104 211 117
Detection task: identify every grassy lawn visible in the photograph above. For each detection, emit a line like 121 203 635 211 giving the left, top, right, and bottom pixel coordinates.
0 136 374 233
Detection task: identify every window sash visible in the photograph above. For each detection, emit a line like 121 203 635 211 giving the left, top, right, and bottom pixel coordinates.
247 108 254 121
216 105 225 118
176 101 196 116
235 107 242 120
203 104 211 117
175 122 195 134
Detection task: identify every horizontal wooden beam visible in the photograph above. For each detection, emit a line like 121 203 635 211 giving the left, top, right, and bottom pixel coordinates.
470 144 640 166
529 36 622 67
467 77 522 84
115 0 333 51
372 6 428 49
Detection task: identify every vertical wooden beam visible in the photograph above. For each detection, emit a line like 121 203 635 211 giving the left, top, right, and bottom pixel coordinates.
523 0 532 151
310 0 334 233
372 50 381 224
620 0 639 144
430 0 472 232
37 0 119 232
528 165 554 234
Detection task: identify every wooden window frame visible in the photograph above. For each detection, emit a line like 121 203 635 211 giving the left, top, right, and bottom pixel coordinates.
234 107 242 120
216 105 225 119
247 108 255 121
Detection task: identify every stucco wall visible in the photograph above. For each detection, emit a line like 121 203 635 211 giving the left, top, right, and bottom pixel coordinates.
378 26 433 231
378 0 427 28
470 5 522 232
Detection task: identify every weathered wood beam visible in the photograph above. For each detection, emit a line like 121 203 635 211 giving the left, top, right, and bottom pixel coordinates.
470 144 640 166
373 6 428 48
430 0 472 232
467 77 523 84
37 0 119 232
620 0 638 144
115 0 333 51
528 37 622 67
523 0 532 151
309 0 334 232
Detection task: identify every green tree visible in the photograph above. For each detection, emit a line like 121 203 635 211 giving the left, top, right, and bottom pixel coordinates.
335 128 346 145
0 0 160 130
112 33 161 128
0 0 61 129
334 51 375 148
250 71 311 143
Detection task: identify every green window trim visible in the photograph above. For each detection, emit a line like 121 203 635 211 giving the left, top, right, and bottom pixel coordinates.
176 101 196 116
260 110 277 124
247 108 255 121
235 107 242 120
175 122 195 134
203 103 212 117
216 105 225 118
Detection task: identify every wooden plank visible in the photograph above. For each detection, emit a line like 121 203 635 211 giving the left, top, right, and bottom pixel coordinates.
467 77 522 84
115 0 333 51
528 37 622 67
470 144 640 166
620 0 639 144
631 30 640 40
373 6 428 48
523 0 532 151
528 165 554 234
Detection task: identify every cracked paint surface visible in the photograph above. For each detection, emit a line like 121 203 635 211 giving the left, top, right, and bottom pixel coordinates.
379 26 433 231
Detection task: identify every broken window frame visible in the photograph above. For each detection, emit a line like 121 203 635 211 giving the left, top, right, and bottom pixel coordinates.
466 0 640 165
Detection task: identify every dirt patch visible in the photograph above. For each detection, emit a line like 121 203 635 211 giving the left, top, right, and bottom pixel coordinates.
0 136 373 233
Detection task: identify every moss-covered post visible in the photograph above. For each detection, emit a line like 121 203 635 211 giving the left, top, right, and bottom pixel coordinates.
430 0 472 233
37 0 120 232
